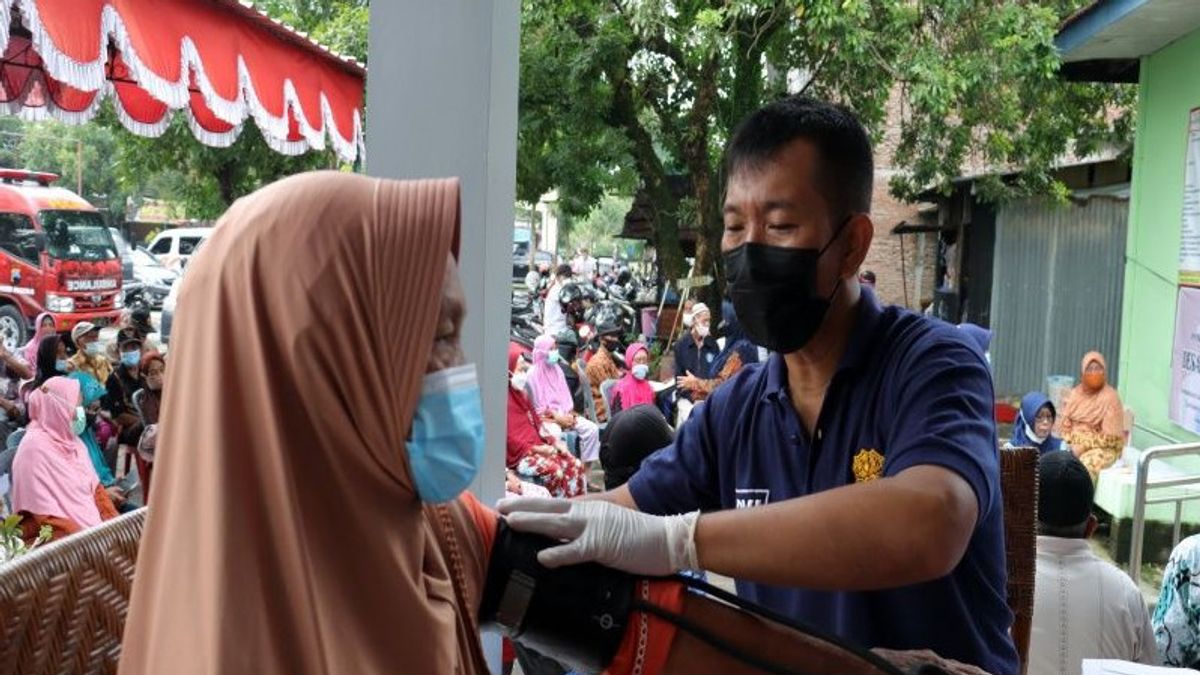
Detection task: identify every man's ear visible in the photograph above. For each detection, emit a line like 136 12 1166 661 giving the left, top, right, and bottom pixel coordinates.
841 214 874 278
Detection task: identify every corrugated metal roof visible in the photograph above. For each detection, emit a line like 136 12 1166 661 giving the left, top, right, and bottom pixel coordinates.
990 194 1129 397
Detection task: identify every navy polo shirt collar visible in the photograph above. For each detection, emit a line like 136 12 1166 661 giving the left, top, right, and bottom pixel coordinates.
762 286 885 402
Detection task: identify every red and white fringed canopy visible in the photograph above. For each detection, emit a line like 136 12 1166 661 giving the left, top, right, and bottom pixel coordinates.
0 0 367 163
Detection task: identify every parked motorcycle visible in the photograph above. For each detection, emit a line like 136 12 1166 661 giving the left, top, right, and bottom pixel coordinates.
510 287 544 347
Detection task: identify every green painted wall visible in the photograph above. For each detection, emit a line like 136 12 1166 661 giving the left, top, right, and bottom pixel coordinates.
1122 28 1200 450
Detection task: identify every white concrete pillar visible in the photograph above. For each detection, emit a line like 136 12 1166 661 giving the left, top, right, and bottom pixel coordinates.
366 3 519 671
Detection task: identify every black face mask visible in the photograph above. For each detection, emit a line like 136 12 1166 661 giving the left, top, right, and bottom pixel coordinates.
722 219 849 354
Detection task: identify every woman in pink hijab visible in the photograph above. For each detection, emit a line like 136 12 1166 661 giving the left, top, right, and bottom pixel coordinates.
527 334 600 464
11 376 117 542
611 342 657 415
20 312 55 366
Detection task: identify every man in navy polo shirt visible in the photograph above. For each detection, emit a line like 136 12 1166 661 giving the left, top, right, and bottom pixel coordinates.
501 96 1018 675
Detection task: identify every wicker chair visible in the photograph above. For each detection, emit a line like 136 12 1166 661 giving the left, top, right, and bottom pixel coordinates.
0 509 146 675
600 378 619 418
1000 446 1039 675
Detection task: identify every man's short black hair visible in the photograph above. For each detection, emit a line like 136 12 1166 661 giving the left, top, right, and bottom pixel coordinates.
725 95 874 217
555 263 573 278
1038 452 1095 538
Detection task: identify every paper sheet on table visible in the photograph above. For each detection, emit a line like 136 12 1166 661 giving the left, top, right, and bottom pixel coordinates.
1083 660 1200 675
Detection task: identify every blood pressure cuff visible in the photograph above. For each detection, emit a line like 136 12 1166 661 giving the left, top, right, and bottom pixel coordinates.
479 519 635 673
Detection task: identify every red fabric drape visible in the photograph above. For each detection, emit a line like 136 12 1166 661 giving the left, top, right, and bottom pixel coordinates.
0 0 365 161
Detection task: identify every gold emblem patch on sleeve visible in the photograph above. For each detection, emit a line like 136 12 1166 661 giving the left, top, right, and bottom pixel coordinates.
852 449 885 483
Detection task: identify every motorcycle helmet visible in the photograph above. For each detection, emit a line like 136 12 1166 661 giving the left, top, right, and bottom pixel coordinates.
130 305 154 339
559 281 595 324
555 329 580 363
590 301 635 339
558 281 588 307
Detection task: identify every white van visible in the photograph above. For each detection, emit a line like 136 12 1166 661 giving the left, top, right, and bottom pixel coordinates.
148 227 212 272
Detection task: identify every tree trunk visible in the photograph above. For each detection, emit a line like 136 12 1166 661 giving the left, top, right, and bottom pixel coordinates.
696 7 786 311
685 56 724 311
215 162 238 208
648 184 687 283
606 59 687 283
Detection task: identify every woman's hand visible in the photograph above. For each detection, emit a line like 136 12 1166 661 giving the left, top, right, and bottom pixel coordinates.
556 412 577 429
105 486 126 505
531 444 557 456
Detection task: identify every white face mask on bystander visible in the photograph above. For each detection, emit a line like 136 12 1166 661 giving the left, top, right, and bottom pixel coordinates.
510 370 529 392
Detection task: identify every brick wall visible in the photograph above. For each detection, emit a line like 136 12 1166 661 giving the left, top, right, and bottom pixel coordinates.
863 177 937 309
862 91 937 310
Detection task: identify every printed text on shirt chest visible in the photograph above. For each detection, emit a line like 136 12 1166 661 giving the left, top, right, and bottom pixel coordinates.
734 488 770 509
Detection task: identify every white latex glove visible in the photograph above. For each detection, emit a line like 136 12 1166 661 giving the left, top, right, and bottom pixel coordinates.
497 497 700 576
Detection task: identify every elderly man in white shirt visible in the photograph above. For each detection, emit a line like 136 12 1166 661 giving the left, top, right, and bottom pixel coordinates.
1029 451 1156 673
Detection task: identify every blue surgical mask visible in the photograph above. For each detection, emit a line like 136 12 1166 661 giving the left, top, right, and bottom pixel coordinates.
547 351 561 365
407 364 485 503
55 359 69 373
121 351 140 367
71 406 87 437
633 364 649 380
85 342 103 357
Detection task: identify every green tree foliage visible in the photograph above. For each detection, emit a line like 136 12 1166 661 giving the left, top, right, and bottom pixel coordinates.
253 0 370 60
563 195 636 258
17 117 127 216
0 117 26 168
518 0 1134 298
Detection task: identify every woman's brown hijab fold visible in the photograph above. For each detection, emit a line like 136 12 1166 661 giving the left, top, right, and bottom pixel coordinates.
120 172 488 674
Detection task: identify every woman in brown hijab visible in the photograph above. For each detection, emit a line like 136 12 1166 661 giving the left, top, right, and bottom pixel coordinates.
121 173 493 673
1059 351 1126 478
120 172 986 675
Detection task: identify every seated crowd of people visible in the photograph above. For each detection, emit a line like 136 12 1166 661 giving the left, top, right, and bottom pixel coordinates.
504 299 743 498
0 309 167 543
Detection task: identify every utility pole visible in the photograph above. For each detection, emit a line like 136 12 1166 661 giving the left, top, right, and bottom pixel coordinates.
76 139 82 195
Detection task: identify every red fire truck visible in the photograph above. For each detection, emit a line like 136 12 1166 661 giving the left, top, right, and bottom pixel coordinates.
0 169 123 349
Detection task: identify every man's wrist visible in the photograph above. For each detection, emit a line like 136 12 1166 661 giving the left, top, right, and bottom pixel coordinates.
665 511 701 572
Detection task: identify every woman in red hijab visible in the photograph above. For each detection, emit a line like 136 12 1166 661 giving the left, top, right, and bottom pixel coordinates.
507 343 586 497
610 342 657 415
